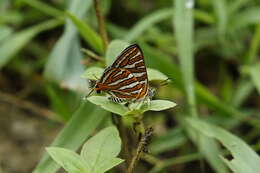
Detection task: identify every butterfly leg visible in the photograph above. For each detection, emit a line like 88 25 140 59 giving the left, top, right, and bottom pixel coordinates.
108 96 127 103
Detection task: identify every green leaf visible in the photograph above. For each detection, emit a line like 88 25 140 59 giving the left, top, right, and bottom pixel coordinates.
66 12 104 54
44 0 92 92
81 126 122 173
87 96 128 116
105 40 129 66
141 42 248 125
47 147 89 173
81 67 104 80
0 19 61 69
187 117 260 173
33 102 108 173
147 68 168 81
81 67 167 82
95 157 124 173
0 25 12 43
143 100 176 112
124 8 172 42
248 62 260 94
230 7 260 31
20 0 63 18
174 0 197 116
211 0 228 36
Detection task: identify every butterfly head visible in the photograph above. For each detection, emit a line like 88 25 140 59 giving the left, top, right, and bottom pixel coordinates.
95 83 102 94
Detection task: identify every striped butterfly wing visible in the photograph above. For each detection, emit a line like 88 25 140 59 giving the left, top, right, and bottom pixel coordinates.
99 67 142 101
111 44 149 101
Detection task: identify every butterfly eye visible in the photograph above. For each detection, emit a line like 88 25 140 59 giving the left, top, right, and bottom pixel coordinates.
96 89 101 94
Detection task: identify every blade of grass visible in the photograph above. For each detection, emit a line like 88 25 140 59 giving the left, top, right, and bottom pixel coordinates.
0 19 62 69
212 0 228 37
230 7 260 31
44 0 92 92
174 0 197 117
20 0 63 18
66 12 104 54
33 102 108 173
124 8 214 42
124 8 172 42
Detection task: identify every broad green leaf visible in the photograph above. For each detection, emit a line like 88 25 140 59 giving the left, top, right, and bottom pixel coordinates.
81 126 122 173
174 0 197 116
81 67 104 80
124 8 172 42
47 147 89 173
248 62 260 94
66 12 104 54
147 68 168 81
95 157 124 173
0 19 61 69
187 117 260 173
143 100 176 112
33 102 108 173
105 40 129 66
87 96 128 116
44 0 92 92
198 134 228 173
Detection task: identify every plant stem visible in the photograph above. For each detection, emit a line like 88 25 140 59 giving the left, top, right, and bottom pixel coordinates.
113 115 132 166
126 127 153 173
94 0 109 51
81 48 105 62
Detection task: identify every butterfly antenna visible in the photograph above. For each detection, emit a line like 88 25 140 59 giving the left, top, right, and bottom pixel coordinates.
83 88 95 100
160 78 171 86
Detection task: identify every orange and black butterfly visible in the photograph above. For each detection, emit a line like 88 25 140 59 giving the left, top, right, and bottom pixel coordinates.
87 44 153 103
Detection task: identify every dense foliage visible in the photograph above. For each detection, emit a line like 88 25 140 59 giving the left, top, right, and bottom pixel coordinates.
0 0 260 173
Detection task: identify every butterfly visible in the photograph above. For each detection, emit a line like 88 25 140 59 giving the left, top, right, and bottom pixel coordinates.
87 44 153 103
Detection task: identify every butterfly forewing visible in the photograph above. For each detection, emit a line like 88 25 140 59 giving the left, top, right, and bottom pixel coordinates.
111 44 149 101
94 44 149 102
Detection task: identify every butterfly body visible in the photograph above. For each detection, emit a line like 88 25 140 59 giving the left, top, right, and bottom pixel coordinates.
90 44 149 103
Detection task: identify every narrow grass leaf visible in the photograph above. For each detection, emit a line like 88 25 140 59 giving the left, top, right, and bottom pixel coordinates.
248 62 260 94
211 0 228 36
124 8 172 42
66 12 104 54
44 0 92 92
0 25 12 43
187 117 260 173
47 147 89 173
174 0 197 116
230 7 260 31
0 19 61 69
20 0 63 18
81 126 122 173
33 102 108 173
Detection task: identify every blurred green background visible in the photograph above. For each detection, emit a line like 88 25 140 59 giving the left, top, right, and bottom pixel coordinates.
0 0 260 173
